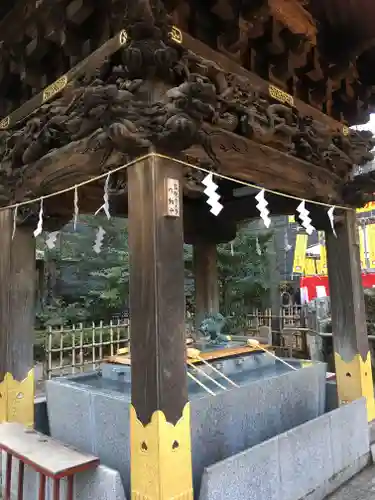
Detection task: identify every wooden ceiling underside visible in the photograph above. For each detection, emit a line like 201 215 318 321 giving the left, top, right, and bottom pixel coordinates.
0 20 372 217
0 1 13 21
310 0 375 41
0 0 375 126
0 0 374 230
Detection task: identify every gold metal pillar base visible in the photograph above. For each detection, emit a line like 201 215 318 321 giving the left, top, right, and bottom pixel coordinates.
0 369 34 426
130 403 193 500
334 352 375 421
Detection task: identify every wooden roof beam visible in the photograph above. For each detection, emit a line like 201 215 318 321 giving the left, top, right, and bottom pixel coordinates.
0 0 65 44
66 0 94 25
180 30 348 132
0 25 370 213
268 0 317 45
186 126 342 204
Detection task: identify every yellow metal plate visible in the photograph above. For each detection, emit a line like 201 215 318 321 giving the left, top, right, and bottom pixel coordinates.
42 75 68 103
0 115 10 130
170 26 183 44
269 85 294 107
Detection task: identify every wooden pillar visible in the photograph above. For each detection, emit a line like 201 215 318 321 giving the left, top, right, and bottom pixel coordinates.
268 234 281 342
193 242 219 326
128 154 193 500
0 210 36 426
35 259 45 312
326 210 375 421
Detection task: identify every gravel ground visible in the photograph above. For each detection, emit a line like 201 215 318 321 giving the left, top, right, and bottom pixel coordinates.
326 465 375 499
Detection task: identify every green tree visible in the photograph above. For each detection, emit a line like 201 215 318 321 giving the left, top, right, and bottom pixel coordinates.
38 217 272 332
184 224 272 332
218 225 271 316
38 215 129 326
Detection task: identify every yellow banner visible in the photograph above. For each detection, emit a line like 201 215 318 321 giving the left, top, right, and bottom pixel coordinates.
367 224 375 269
293 234 308 273
288 215 295 223
358 225 366 269
304 257 317 276
317 244 327 275
357 201 375 214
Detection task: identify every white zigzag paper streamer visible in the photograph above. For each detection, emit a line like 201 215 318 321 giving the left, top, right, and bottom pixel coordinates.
73 187 79 230
255 189 271 228
46 231 59 249
33 199 44 237
284 229 292 252
102 173 111 219
93 226 106 254
256 236 262 256
95 174 111 219
327 206 337 237
202 173 223 216
297 200 315 235
12 206 18 240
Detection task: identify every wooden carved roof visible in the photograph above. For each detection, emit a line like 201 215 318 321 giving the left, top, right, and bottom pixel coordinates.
0 0 374 229
310 0 375 40
0 0 375 125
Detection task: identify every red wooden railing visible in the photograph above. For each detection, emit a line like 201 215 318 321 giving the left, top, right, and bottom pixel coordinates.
0 423 99 500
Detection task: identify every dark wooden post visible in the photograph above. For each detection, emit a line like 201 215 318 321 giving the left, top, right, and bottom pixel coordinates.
268 234 282 342
0 210 36 426
326 210 375 421
193 242 219 327
128 154 193 499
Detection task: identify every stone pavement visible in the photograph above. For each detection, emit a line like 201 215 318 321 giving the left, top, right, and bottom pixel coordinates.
327 465 375 499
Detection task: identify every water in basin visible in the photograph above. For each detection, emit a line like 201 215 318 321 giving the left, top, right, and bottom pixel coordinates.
66 352 303 400
46 351 326 497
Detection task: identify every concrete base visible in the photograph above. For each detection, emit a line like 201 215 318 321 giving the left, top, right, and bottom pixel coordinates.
46 363 326 495
199 398 369 500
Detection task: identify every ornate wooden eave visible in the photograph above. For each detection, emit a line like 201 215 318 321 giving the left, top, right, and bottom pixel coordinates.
1 0 375 125
0 0 373 227
167 1 375 120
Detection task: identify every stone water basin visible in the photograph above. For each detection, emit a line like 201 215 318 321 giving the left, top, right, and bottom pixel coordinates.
80 349 294 397
46 351 326 496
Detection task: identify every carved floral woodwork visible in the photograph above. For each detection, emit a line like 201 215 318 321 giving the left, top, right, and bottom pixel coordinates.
0 0 375 127
0 0 373 209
